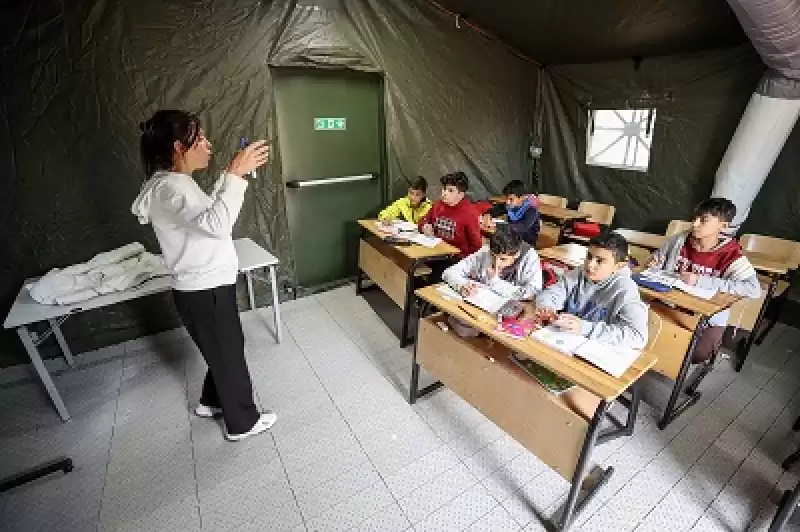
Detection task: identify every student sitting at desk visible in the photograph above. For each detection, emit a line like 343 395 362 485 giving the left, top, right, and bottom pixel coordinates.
535 232 649 349
648 198 760 363
378 176 432 225
443 225 543 301
419 171 482 260
483 180 541 246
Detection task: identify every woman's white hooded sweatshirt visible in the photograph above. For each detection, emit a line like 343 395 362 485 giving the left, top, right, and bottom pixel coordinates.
131 171 248 291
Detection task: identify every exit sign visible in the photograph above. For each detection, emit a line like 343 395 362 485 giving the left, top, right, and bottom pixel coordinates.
314 118 346 131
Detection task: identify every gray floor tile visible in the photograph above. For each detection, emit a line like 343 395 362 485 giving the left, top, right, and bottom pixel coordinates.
3 290 800 532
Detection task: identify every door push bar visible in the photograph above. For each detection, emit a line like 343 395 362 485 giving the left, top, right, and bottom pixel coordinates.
285 174 375 188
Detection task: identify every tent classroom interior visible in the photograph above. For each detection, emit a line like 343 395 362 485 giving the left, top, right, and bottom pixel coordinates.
1 0 800 531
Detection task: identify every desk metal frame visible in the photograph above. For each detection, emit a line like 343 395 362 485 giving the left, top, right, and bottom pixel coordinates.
6 240 281 422
409 299 645 531
355 227 455 347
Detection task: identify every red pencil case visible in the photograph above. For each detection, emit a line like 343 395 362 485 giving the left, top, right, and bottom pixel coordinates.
572 222 601 238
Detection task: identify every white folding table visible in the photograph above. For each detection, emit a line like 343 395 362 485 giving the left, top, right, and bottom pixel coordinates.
3 238 281 421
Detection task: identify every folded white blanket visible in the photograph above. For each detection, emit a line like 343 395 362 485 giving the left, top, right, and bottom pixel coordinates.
29 243 170 305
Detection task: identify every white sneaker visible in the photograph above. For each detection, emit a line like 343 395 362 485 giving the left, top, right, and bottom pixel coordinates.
226 411 278 442
194 404 223 418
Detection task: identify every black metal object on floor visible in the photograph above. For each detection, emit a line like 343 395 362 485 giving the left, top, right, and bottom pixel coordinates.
0 457 73 493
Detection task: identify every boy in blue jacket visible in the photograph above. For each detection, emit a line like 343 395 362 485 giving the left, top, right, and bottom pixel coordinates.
484 180 541 247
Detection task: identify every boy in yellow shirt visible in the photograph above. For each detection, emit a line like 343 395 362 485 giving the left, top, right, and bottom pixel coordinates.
379 177 431 224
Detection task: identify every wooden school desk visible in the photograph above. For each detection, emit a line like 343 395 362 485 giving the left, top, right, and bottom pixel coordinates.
410 285 657 531
538 243 588 268
613 229 667 251
536 243 742 429
356 219 459 347
3 238 282 422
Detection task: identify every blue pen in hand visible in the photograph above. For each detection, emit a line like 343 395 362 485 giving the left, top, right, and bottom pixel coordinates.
239 137 257 180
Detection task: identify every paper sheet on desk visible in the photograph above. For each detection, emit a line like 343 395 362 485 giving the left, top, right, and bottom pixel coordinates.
436 285 463 301
407 234 442 248
465 285 510 314
530 326 587 355
573 339 641 378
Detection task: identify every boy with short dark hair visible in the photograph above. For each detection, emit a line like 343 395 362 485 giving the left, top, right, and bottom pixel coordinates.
536 232 648 349
419 171 482 259
485 180 541 246
379 176 431 224
443 225 543 301
648 197 760 362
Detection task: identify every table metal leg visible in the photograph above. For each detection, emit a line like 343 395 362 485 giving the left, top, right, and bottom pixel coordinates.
557 399 614 530
17 326 70 422
736 275 778 371
48 318 75 367
658 316 708 430
245 271 256 311
408 301 443 404
268 265 282 344
597 383 641 445
400 259 421 348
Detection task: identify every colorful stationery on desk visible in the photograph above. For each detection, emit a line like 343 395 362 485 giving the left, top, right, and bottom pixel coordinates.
510 353 576 394
530 326 641 378
496 316 539 339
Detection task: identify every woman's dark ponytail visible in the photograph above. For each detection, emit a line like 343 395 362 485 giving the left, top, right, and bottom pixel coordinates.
139 110 201 178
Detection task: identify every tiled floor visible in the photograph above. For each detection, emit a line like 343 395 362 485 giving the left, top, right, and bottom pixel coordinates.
1 283 800 531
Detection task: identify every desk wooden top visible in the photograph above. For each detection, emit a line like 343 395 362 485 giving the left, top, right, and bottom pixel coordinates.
743 251 790 276
415 285 658 401
637 286 740 317
614 229 667 251
487 200 587 223
358 220 460 260
540 204 589 223
538 243 587 267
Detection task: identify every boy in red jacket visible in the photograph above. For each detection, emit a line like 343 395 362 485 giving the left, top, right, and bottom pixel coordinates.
419 172 483 259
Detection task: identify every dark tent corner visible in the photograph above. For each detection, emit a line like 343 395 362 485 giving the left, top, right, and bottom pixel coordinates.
2 0 799 367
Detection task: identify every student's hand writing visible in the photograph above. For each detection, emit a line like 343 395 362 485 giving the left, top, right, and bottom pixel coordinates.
554 313 582 334
228 140 270 177
681 272 699 286
460 282 477 297
422 224 434 236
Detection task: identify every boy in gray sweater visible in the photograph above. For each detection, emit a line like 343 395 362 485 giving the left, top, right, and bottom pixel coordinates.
535 232 648 349
443 225 543 301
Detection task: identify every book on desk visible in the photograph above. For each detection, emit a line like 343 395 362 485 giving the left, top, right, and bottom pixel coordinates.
530 326 642 379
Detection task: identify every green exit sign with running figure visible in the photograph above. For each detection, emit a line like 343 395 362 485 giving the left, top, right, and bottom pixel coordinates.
314 118 346 131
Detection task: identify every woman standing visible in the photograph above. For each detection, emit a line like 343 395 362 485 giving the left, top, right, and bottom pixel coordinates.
131 109 275 441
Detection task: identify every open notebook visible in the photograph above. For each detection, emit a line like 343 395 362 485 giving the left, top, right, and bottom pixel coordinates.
639 269 717 300
464 286 510 314
530 326 641 378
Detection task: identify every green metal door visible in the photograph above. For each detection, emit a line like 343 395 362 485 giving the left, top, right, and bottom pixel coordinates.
274 68 385 291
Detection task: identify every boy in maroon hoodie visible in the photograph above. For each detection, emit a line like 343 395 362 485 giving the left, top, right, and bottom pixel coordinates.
419 172 483 259
648 198 761 364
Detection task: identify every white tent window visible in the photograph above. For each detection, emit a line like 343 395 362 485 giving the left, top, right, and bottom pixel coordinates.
586 109 656 172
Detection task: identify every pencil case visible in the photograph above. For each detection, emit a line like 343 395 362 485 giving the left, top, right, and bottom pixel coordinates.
631 274 671 292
